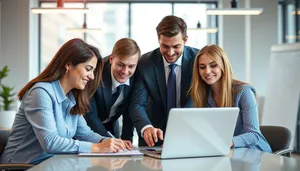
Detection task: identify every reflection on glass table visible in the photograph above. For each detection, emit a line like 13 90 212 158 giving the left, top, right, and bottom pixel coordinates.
27 155 142 171
141 156 231 171
28 148 300 171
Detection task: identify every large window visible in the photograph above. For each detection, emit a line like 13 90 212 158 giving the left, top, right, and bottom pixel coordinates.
278 0 300 44
41 2 84 70
174 3 217 49
41 2 129 70
40 1 217 71
131 3 172 54
85 3 129 56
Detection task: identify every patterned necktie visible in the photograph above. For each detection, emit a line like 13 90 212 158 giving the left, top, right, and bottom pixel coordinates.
112 85 124 105
167 64 177 113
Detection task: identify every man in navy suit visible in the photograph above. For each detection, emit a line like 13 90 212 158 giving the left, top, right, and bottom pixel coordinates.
129 15 199 146
85 38 140 142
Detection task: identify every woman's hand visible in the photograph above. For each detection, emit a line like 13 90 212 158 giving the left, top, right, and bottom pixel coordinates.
91 138 127 153
122 139 133 151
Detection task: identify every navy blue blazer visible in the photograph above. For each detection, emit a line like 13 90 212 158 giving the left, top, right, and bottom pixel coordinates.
85 57 134 141
129 46 199 146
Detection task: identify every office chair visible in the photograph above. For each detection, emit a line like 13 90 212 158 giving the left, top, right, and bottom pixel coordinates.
0 129 33 170
260 126 293 157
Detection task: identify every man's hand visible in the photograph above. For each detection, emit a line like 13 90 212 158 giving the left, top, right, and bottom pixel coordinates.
143 127 164 147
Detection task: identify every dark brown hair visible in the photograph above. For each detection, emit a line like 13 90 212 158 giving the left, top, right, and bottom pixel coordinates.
18 38 103 115
156 15 187 39
111 38 141 59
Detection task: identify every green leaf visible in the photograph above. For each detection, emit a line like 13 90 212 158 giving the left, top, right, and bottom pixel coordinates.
0 65 9 80
0 65 15 111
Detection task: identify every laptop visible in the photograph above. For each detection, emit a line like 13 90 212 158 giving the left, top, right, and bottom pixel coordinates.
140 107 239 159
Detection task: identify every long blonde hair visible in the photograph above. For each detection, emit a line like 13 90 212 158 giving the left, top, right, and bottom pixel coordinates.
189 45 237 107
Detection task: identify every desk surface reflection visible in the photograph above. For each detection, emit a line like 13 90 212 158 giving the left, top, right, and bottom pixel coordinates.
28 148 300 171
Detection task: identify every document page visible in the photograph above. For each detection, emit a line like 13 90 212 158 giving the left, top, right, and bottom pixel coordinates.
78 150 144 157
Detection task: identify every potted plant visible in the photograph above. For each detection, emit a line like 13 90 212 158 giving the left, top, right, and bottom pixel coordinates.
0 65 16 129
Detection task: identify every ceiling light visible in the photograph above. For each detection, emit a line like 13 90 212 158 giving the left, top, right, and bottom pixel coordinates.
188 21 218 33
206 0 263 15
67 23 102 33
31 0 89 14
67 2 101 33
291 9 300 15
285 35 300 40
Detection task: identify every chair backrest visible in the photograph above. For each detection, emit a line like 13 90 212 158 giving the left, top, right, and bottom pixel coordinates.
260 126 291 152
0 130 34 170
0 130 10 156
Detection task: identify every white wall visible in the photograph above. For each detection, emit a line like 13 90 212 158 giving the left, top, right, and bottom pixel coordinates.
0 0 39 106
0 1 1 65
219 0 246 82
219 0 278 97
250 0 278 96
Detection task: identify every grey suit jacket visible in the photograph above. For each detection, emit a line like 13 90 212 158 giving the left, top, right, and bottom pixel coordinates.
129 46 199 146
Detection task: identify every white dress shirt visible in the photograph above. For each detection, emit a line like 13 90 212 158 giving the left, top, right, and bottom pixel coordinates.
102 71 130 123
141 54 183 136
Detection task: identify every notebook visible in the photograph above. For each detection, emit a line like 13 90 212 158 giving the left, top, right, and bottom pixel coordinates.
140 107 239 159
78 150 143 157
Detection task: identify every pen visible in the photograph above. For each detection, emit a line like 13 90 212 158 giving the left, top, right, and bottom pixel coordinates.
107 131 115 138
107 131 128 152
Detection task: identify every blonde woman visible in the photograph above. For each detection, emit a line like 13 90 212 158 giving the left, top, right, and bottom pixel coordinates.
189 45 271 152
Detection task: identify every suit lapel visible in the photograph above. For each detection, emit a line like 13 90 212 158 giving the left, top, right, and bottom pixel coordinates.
153 52 167 112
181 47 193 106
102 61 113 114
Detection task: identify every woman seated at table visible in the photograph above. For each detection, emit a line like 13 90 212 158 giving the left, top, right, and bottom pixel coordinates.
188 44 272 152
0 38 132 164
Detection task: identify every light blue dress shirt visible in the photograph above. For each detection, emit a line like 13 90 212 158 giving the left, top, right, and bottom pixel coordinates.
0 80 106 164
207 83 272 152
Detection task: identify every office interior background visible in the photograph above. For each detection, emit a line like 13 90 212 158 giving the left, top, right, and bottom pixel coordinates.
0 0 299 152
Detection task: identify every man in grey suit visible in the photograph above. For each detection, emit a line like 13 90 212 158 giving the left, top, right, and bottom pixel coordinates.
85 38 140 142
129 15 199 147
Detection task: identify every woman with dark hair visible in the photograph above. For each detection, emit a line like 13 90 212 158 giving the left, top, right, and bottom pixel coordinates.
189 44 271 152
0 38 131 164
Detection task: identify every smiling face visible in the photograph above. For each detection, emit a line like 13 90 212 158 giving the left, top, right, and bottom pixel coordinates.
65 55 97 91
198 54 222 87
159 32 187 63
110 53 139 83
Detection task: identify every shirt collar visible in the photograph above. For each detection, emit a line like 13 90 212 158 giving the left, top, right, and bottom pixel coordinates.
162 54 183 68
110 70 130 91
53 80 76 105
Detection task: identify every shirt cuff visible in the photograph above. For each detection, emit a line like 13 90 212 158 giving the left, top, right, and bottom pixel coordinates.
78 141 93 153
89 134 104 143
141 125 153 138
99 137 110 143
232 136 243 147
